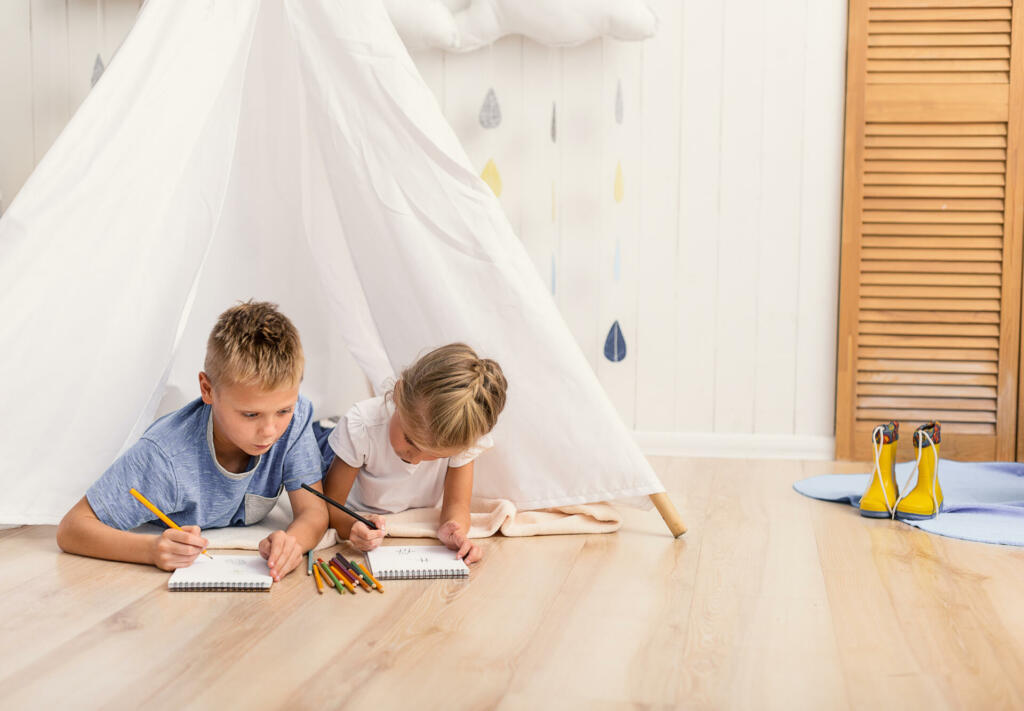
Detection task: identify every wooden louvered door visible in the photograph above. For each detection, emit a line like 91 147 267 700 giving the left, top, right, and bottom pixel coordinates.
836 0 1024 461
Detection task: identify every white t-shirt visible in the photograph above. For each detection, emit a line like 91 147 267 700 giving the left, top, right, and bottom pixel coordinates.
326 394 492 514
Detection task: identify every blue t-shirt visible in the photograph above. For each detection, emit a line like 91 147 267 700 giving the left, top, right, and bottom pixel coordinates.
86 395 323 530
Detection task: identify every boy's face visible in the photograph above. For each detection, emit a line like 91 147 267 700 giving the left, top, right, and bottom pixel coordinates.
199 372 300 457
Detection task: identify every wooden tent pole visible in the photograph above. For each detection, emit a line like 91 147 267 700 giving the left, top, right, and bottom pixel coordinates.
649 492 686 537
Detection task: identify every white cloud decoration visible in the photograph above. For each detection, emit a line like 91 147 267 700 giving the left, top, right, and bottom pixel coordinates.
383 0 657 52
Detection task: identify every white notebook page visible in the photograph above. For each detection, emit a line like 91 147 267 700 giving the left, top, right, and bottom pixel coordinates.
365 545 470 579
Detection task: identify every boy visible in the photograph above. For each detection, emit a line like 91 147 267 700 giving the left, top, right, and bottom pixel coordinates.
57 301 328 580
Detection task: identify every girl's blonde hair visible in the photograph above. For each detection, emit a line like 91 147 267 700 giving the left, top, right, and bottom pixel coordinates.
205 301 304 390
393 343 507 451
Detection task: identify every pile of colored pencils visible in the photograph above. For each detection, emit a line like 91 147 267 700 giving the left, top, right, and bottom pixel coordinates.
307 551 384 596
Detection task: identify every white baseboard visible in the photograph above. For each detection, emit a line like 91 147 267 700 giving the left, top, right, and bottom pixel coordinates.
634 431 835 460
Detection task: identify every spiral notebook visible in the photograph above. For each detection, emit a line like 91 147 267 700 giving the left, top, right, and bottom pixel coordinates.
365 545 470 580
167 555 273 592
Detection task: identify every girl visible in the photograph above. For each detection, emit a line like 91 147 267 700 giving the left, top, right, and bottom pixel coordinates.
319 343 507 563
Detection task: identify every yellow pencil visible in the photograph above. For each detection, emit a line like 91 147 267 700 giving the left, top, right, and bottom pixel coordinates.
354 560 384 593
312 563 325 594
129 488 212 559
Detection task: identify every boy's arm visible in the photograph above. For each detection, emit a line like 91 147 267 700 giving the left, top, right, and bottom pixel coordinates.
56 496 208 570
439 462 482 563
259 483 329 581
322 456 386 550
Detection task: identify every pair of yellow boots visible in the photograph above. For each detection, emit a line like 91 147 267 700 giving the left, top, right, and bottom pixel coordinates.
860 421 943 520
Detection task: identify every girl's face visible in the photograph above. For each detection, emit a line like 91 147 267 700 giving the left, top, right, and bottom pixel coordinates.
388 408 459 465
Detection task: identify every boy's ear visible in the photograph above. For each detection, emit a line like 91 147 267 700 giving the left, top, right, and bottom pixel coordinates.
198 372 214 405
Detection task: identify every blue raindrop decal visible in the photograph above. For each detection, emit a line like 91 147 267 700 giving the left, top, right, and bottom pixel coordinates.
614 240 621 282
551 102 557 142
479 88 501 128
92 54 105 86
615 79 623 124
604 321 627 362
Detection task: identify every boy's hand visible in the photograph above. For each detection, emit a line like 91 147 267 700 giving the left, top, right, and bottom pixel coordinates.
151 525 208 571
348 514 387 551
437 520 482 564
258 530 304 581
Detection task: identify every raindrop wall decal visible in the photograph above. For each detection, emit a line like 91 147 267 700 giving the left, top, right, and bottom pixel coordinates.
92 54 105 86
479 88 501 128
481 158 503 196
604 321 627 362
614 161 624 203
551 102 557 142
615 79 623 124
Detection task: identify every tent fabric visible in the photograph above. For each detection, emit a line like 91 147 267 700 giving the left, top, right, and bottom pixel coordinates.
0 0 663 525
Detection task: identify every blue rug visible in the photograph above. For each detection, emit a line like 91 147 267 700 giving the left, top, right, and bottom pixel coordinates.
794 459 1024 546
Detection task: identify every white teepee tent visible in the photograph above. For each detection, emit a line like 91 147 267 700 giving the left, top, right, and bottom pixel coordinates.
0 0 682 534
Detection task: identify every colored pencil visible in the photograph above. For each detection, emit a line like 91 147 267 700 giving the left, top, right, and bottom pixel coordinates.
318 559 345 594
331 556 359 586
300 483 378 530
307 551 313 575
337 554 369 585
346 557 374 589
312 563 325 594
129 487 212 559
329 561 357 593
338 556 371 590
354 560 384 593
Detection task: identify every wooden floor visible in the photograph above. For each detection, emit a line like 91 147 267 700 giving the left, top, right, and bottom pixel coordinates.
2 457 1023 710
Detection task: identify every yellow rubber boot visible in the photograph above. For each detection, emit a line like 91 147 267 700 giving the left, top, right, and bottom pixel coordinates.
896 422 943 520
859 421 899 518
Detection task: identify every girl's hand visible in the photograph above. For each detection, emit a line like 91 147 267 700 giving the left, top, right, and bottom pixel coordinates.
437 520 482 564
258 530 304 581
151 525 207 571
348 514 387 551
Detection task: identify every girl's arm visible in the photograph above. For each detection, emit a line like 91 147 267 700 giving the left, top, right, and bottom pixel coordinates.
439 462 482 563
323 456 386 550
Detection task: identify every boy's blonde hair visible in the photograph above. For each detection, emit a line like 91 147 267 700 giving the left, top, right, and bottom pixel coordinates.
393 343 507 451
204 301 303 390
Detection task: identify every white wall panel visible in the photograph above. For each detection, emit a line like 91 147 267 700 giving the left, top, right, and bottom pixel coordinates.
1 1 848 457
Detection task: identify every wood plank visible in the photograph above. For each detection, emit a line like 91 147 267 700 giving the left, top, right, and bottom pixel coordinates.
864 135 1006 148
857 382 998 397
635 0 682 431
796 0 847 439
713 0 764 434
858 396 995 410
863 210 1004 223
869 0 1011 7
865 122 1006 135
867 45 1011 59
865 83 1009 122
754 0 805 435
856 407 996 422
867 20 1011 34
868 33 1010 46
860 308 1001 322
868 59 1010 72
858 369 998 385
861 236 1003 250
861 221 1004 235
858 346 999 361
860 320 1000 335
868 71 1009 84
860 260 1002 273
1002 0 1023 460
864 148 1006 160
863 184 1004 197
863 196 1004 209
865 160 1006 173
859 284 1001 298
863 172 1005 186
861 247 1002 260
859 297 1001 311
853 420 996 437
870 8 1012 22
858 334 999 348
858 358 999 373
